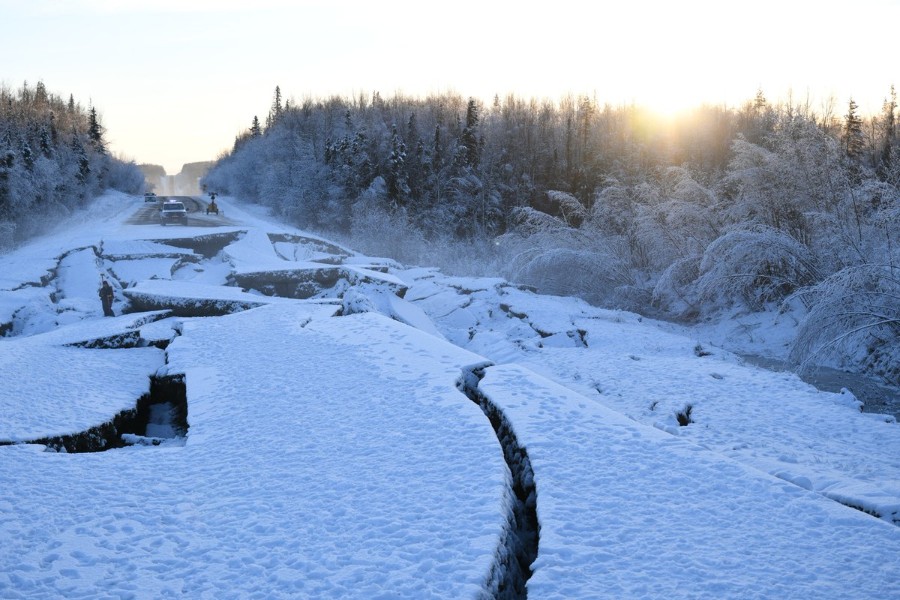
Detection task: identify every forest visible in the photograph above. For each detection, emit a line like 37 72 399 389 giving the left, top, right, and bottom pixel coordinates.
203 87 899 385
0 81 143 250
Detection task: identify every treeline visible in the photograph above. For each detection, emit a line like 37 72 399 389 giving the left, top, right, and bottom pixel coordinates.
0 81 144 250
203 88 899 384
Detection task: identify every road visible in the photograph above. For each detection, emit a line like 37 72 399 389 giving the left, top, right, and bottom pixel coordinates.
126 196 233 228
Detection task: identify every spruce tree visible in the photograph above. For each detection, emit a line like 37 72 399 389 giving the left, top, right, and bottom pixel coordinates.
461 98 479 168
878 86 897 178
34 81 49 108
842 98 865 185
71 134 90 185
843 99 864 157
432 125 443 171
88 106 107 155
386 124 408 206
21 139 34 172
753 88 767 111
268 86 283 128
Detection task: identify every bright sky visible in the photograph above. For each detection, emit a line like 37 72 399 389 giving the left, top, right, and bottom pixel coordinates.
2 0 897 174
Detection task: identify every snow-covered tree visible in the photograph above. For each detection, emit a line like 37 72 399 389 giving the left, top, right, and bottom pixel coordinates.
460 98 479 168
87 106 107 156
198 87 897 384
791 265 900 385
695 226 819 311
0 82 141 248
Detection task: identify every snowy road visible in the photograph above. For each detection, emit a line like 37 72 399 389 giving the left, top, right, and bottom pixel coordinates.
1 192 898 599
126 195 233 228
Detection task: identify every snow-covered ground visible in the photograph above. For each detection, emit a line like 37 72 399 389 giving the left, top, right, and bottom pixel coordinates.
1 192 898 599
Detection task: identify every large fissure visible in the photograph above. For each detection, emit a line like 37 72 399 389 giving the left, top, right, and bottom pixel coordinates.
2 375 188 452
458 366 539 600
149 231 244 259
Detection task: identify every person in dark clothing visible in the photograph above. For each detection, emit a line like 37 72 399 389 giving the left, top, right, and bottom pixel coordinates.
99 279 115 317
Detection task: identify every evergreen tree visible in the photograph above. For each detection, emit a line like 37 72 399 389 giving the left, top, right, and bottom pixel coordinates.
344 109 353 134
884 85 897 141
250 115 262 137
843 98 865 182
71 134 90 186
21 138 34 172
49 111 58 146
34 81 49 107
266 86 283 129
404 113 426 203
877 85 897 178
39 124 53 157
432 125 443 172
461 98 479 168
744 88 776 145
843 98 865 159
753 88 767 111
386 124 408 206
88 106 107 155
0 81 143 246
405 112 419 148
272 86 283 121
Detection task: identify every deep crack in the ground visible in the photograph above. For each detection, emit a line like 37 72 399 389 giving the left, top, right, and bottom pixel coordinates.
458 365 539 600
1 374 187 452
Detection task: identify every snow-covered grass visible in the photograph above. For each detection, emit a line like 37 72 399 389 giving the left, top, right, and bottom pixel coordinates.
1 191 898 598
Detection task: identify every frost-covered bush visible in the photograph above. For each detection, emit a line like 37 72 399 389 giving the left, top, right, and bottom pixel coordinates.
345 180 430 266
652 256 702 318
635 198 718 271
791 265 900 385
590 182 636 236
695 226 819 312
545 190 587 227
495 192 647 308
508 246 631 307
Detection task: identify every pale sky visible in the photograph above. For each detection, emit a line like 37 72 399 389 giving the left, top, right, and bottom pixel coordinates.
2 0 897 174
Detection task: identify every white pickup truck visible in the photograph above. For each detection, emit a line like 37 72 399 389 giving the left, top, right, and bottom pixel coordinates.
159 200 188 226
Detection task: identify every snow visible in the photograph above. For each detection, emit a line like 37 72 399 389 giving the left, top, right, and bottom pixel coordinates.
0 336 161 441
479 364 897 599
401 273 900 523
1 191 899 598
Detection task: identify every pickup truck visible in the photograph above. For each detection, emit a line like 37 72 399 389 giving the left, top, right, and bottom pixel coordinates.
160 200 188 226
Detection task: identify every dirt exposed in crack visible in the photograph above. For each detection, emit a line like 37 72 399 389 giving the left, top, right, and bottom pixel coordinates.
458 366 538 600
66 330 143 349
231 268 343 299
121 291 265 317
149 231 244 259
1 375 188 453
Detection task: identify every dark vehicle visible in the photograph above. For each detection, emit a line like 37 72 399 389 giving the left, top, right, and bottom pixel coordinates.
144 192 157 202
160 200 188 225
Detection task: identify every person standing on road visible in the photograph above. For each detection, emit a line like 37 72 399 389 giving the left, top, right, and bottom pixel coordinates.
99 278 115 317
